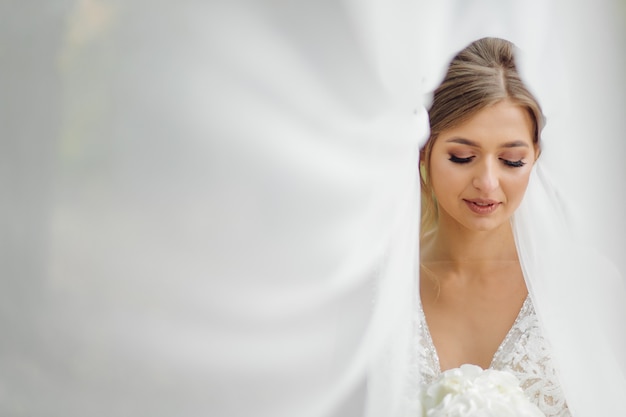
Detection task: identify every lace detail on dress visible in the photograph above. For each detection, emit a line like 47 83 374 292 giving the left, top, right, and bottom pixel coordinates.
409 296 571 417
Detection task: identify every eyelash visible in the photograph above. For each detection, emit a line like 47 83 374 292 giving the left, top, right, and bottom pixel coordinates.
501 159 526 168
448 155 474 164
448 155 526 168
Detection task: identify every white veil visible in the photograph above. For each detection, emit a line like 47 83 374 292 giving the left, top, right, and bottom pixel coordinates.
511 3 626 412
1 1 625 416
513 163 626 417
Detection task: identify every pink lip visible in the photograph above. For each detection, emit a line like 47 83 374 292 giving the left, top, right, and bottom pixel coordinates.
463 199 501 215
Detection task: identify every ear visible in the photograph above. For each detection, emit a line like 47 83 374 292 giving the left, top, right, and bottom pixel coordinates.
419 160 428 183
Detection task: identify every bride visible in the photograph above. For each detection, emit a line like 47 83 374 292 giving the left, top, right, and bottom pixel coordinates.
402 36 626 417
416 37 568 416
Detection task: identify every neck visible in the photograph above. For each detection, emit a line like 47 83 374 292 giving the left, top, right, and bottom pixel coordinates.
422 215 519 273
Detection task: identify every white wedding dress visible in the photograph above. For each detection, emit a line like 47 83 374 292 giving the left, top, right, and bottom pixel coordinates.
412 296 570 417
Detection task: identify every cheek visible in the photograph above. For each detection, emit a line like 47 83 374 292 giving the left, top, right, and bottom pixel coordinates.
429 161 468 207
429 160 454 194
505 169 533 204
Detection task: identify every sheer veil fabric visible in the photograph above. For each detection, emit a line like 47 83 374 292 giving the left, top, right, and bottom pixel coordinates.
2 1 625 416
512 163 626 417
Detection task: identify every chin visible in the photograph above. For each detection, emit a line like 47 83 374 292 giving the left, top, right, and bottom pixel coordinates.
463 216 512 233
439 206 515 233
472 224 504 232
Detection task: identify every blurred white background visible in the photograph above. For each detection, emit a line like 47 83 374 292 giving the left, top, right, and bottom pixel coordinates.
1 1 624 416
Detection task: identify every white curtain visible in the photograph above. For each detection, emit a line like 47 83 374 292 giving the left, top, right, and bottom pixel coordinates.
1 1 624 416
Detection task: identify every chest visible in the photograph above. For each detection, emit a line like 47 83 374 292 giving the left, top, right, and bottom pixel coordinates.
414 297 571 417
420 276 527 370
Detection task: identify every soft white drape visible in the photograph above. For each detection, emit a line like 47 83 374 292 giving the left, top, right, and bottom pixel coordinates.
1 1 624 416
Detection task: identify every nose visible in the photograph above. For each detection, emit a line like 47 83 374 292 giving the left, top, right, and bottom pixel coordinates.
472 159 499 192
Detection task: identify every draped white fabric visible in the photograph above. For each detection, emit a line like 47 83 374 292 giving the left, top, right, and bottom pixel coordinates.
513 164 626 417
1 1 624 416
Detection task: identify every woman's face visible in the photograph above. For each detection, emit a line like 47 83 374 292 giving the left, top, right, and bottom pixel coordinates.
429 99 538 233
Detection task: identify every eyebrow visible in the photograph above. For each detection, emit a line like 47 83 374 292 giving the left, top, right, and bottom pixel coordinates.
445 137 529 148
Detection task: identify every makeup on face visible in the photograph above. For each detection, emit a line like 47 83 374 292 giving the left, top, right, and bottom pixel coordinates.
428 100 536 232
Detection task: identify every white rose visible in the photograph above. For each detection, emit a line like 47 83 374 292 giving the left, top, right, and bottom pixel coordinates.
422 364 545 417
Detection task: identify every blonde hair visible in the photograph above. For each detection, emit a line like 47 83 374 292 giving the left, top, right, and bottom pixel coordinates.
420 37 545 235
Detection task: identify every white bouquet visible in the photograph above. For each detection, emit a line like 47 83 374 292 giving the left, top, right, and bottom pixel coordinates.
422 364 545 417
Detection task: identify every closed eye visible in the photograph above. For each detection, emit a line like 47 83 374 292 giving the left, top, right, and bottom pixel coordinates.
500 158 526 168
449 155 474 164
